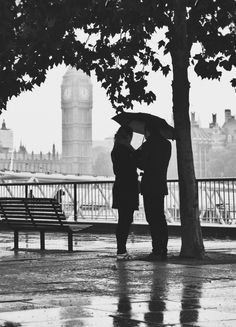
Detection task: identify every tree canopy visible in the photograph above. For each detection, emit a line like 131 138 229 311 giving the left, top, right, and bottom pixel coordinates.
0 0 235 112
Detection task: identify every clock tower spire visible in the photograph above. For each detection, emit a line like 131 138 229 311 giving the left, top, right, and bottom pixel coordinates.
61 67 93 175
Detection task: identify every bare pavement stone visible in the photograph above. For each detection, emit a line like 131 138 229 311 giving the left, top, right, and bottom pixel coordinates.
0 231 235 326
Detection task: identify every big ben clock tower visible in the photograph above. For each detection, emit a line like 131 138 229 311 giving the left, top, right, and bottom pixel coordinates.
61 68 92 175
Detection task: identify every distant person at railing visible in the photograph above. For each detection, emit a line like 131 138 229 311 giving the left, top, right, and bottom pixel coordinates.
54 189 65 205
135 123 171 261
111 126 139 261
28 189 34 198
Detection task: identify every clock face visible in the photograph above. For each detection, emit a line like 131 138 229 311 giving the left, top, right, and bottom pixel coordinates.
63 87 72 100
78 87 89 100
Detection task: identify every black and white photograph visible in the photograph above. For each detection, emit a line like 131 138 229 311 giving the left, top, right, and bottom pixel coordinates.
0 0 235 326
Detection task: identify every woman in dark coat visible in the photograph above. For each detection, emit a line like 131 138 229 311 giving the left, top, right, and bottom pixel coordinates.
111 126 139 260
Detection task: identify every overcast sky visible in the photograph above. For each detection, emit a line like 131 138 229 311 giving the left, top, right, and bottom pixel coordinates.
2 64 235 153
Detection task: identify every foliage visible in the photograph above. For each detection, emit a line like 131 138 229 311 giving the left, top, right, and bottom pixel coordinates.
0 0 235 112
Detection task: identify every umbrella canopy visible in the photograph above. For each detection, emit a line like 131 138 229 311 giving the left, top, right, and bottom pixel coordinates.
112 112 177 140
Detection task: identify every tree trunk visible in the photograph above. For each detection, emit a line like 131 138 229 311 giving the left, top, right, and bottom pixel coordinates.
171 0 205 258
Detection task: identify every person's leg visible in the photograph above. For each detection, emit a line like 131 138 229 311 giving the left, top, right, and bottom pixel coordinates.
143 195 168 256
157 196 168 256
143 195 158 253
116 207 134 254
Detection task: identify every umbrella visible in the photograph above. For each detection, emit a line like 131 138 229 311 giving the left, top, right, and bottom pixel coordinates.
112 112 177 140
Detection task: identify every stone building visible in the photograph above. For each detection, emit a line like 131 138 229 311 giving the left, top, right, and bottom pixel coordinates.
0 143 61 173
222 109 236 147
190 112 215 178
179 109 235 178
0 120 13 153
61 68 93 174
0 68 93 175
168 110 233 179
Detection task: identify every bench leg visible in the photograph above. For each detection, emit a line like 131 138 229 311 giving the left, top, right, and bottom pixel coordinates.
68 231 73 252
40 231 45 250
14 231 19 250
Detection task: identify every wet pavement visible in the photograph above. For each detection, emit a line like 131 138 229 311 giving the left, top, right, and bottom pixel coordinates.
0 231 235 326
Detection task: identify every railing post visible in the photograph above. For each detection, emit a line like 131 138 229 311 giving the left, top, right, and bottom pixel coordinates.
14 231 19 250
74 183 77 222
40 231 45 250
68 231 73 251
25 184 28 198
196 178 199 209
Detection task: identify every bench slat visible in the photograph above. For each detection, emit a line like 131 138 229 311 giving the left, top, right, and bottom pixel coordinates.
0 204 62 209
0 221 91 231
0 197 59 202
0 213 66 219
0 205 62 210
1 218 66 224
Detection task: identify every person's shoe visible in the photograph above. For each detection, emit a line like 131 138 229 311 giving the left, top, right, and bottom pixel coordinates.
117 252 133 261
143 252 168 262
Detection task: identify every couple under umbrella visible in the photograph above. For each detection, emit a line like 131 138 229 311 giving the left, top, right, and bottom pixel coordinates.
111 112 176 261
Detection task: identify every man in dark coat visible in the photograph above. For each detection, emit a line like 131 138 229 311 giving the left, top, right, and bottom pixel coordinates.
136 124 171 260
111 126 139 260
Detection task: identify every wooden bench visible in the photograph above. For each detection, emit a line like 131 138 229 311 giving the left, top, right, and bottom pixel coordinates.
0 197 92 251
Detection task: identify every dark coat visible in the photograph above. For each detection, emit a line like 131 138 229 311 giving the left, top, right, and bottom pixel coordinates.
111 143 139 210
136 136 171 196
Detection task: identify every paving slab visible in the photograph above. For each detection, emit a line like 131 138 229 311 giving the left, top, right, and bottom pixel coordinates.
0 232 235 326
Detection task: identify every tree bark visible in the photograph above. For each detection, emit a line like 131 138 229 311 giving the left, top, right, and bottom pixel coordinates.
171 0 205 258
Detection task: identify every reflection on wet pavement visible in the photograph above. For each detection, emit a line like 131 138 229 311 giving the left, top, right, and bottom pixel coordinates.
0 232 235 326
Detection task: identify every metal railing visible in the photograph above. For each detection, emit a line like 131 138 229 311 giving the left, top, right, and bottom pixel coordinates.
0 178 235 225
197 179 236 225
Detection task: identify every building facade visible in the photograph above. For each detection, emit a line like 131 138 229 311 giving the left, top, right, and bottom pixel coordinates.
0 120 13 153
61 68 93 174
170 109 235 178
0 68 93 175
